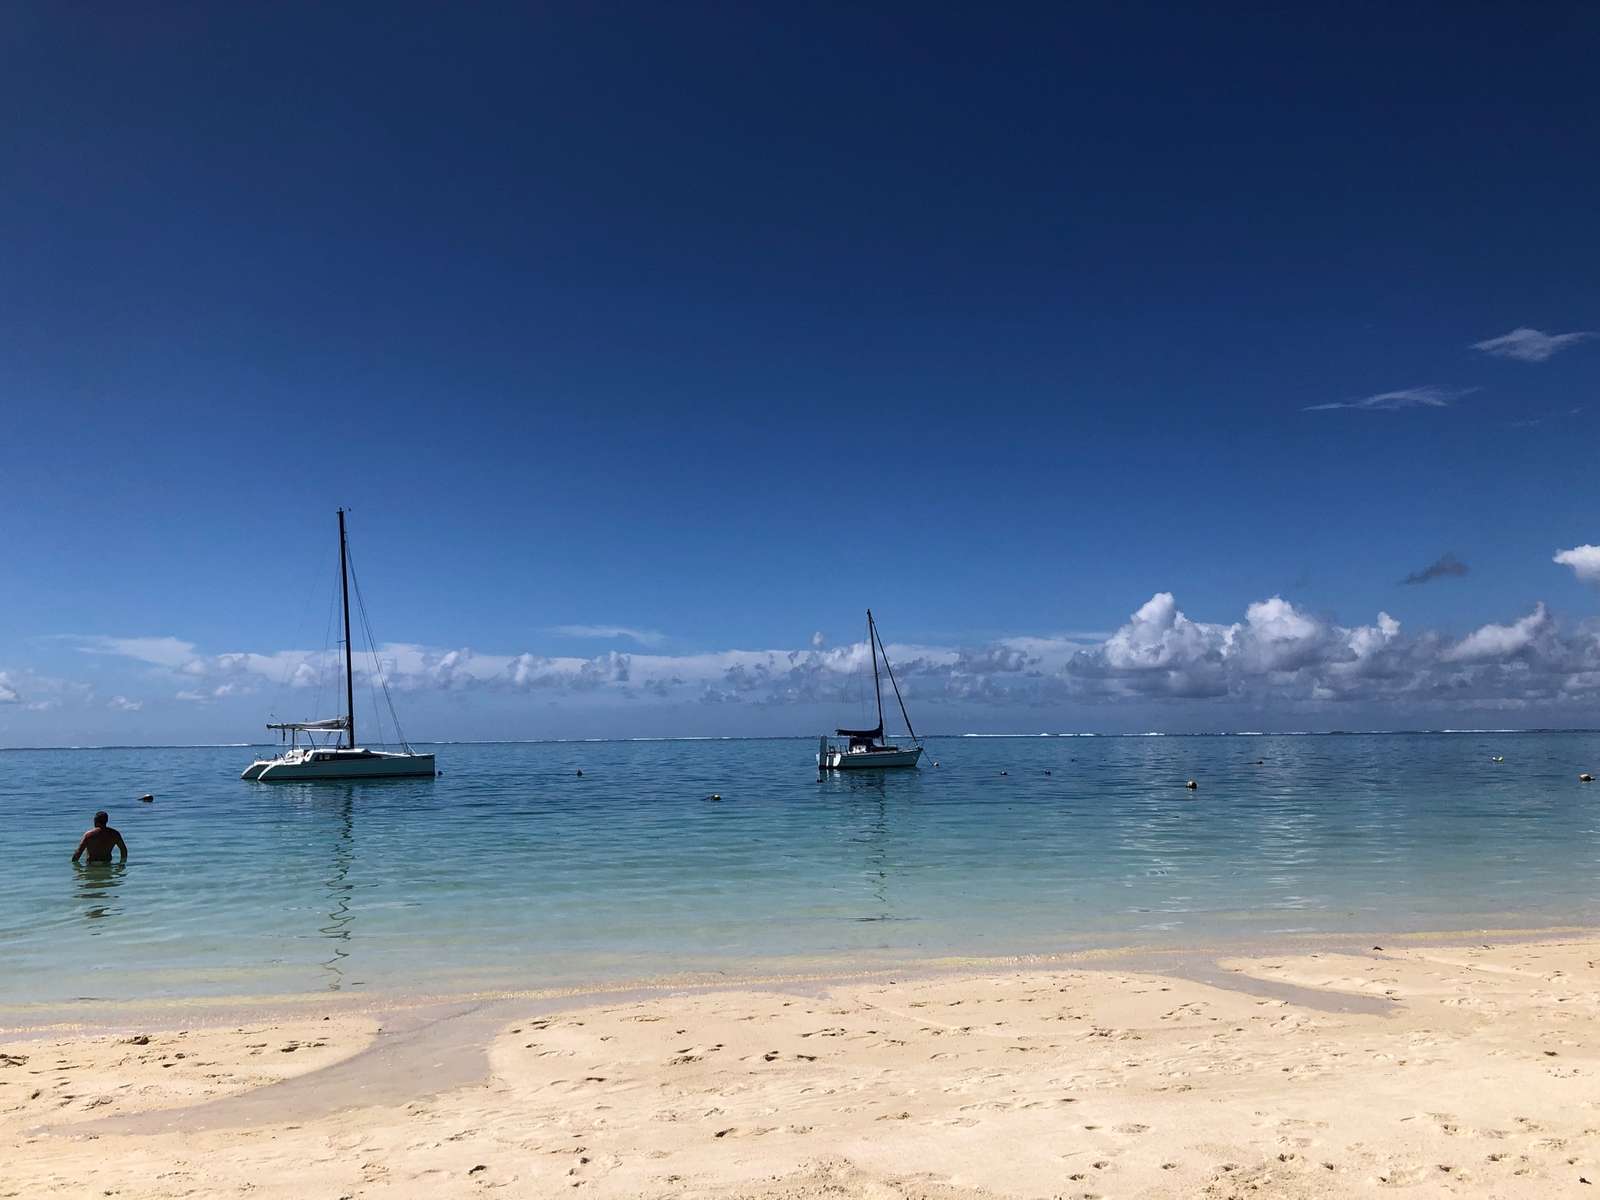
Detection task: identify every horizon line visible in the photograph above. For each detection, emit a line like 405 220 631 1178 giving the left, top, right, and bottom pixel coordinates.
4 727 1600 751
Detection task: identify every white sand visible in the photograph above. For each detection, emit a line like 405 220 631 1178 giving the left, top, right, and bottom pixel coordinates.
6 937 1600 1197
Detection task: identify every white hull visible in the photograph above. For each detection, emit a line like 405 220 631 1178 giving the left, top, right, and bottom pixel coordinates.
819 745 923 770
242 749 436 781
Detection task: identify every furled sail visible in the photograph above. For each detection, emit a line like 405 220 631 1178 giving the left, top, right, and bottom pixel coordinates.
835 723 884 739
267 717 350 731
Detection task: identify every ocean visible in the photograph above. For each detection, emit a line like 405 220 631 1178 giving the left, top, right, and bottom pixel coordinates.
4 732 1600 1005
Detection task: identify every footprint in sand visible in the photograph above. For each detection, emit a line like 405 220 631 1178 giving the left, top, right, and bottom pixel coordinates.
1376 1165 1426 1187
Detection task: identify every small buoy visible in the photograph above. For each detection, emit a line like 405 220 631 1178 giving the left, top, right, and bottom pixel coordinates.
1581 774 1593 783
1491 756 1504 763
1185 779 1198 790
1044 769 1052 776
710 793 721 802
138 794 154 803
576 769 583 777
1000 770 1008 776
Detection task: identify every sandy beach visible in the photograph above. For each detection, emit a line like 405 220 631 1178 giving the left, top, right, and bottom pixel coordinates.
6 935 1600 1198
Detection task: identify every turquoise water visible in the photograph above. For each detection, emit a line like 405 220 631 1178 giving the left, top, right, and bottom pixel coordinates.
5 733 1600 1004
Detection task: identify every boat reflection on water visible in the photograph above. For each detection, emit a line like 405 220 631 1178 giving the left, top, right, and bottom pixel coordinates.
818 769 905 926
72 861 127 927
318 790 356 998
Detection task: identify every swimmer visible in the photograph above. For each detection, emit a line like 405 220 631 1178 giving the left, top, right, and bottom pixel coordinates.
72 811 127 865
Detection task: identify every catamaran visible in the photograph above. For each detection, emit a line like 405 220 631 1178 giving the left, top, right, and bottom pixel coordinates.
241 510 436 782
818 609 924 770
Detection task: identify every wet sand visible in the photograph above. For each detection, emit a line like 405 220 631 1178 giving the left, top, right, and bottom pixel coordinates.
6 935 1600 1197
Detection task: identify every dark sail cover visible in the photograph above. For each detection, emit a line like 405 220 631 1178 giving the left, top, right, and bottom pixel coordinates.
836 724 883 740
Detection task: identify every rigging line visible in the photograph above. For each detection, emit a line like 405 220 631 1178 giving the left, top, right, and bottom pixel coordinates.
352 577 388 747
272 539 334 730
868 610 884 734
307 560 339 729
347 553 392 748
345 542 411 752
855 621 873 726
344 546 390 748
351 573 389 746
875 619 918 744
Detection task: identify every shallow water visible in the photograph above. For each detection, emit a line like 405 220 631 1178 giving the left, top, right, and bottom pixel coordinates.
4 733 1600 1003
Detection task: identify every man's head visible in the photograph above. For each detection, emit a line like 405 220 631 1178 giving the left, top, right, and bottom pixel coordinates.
93 811 108 828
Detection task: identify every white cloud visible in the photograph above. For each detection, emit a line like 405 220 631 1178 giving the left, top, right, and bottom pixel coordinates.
1472 327 1595 363
176 682 248 703
1099 592 1223 681
0 668 92 712
55 593 1600 721
1443 603 1551 663
76 635 199 668
108 695 144 712
1305 385 1471 413
548 625 665 646
1346 612 1401 660
1065 593 1596 712
810 631 826 648
1555 544 1600 584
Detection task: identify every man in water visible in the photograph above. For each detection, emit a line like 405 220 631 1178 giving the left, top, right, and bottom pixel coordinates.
72 811 128 864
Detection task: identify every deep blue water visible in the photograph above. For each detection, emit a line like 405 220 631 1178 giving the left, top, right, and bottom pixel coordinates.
5 733 1600 1004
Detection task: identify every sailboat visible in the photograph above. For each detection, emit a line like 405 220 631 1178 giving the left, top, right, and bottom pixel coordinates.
241 510 436 782
817 609 924 770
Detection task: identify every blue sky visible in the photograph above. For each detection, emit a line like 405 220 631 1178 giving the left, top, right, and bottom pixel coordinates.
3 3 1600 743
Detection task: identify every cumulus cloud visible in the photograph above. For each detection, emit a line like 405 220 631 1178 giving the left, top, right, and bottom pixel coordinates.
0 672 19 704
810 631 826 648
1064 592 1600 713
60 592 1600 721
1442 603 1551 663
1401 553 1469 586
1472 327 1595 363
1067 593 1389 700
1305 385 1470 413
1555 545 1600 584
108 695 143 712
548 625 665 646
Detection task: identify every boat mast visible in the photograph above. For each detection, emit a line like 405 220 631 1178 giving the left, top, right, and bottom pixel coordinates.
338 508 355 749
867 609 884 735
